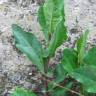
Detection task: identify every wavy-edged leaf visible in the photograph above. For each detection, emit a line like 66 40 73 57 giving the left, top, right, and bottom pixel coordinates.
12 24 44 72
84 46 96 66
10 87 36 96
61 49 78 73
48 20 67 56
70 66 96 93
76 30 89 64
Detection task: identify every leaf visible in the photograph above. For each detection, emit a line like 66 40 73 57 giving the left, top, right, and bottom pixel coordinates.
84 46 96 66
10 87 36 96
76 30 89 64
54 63 66 83
61 49 78 73
43 0 65 33
38 0 67 56
38 6 49 42
52 88 67 96
12 24 44 73
38 0 66 42
48 63 66 90
70 65 96 93
51 82 72 96
48 20 67 56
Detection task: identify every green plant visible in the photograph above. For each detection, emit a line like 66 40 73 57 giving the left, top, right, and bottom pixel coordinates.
10 0 96 96
11 0 67 95
60 30 96 95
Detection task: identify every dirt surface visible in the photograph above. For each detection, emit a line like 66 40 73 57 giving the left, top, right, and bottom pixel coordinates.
0 0 96 95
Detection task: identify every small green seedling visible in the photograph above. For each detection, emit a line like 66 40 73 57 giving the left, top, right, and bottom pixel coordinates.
10 0 96 96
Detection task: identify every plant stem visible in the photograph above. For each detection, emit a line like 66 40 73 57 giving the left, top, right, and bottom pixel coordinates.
44 57 50 96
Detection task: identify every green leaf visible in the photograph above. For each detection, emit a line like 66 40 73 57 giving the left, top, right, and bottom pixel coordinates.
70 66 96 93
52 87 66 96
51 82 72 96
54 63 66 83
38 0 66 43
61 49 78 73
38 0 67 56
38 6 48 42
76 30 89 64
10 87 36 96
43 0 65 33
48 20 67 56
12 24 44 73
84 46 96 66
48 63 66 90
